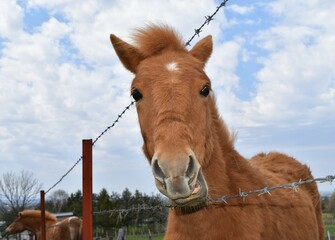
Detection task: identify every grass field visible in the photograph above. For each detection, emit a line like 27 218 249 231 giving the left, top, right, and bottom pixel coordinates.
324 213 335 237
126 234 164 240
98 234 164 240
97 214 334 239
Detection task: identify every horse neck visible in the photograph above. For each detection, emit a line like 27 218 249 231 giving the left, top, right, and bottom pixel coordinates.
27 217 57 234
203 101 255 198
19 218 41 234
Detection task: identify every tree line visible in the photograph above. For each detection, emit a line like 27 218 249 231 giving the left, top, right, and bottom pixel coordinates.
322 193 335 214
46 188 168 235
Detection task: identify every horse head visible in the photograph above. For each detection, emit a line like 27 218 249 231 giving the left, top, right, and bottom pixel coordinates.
2 216 26 237
110 25 215 207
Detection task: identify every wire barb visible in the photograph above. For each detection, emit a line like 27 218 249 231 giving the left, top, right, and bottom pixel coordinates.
205 15 214 24
258 187 271 196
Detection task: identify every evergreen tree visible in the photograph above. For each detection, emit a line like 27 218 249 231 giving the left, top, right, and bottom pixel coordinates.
328 191 335 213
64 190 82 216
94 188 112 232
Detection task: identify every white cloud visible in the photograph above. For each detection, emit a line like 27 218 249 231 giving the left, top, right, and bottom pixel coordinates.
269 0 335 30
228 4 254 15
27 0 223 66
234 0 335 127
0 0 24 38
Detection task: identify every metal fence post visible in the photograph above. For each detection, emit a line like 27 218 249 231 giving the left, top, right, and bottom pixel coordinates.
40 190 46 240
82 139 93 240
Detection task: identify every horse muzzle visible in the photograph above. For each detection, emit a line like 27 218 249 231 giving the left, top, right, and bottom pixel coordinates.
151 151 208 207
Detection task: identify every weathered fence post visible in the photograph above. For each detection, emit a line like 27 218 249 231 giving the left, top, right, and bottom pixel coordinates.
40 190 46 240
82 139 93 240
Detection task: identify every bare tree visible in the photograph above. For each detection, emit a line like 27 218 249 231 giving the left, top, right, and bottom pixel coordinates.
46 189 69 213
0 170 42 220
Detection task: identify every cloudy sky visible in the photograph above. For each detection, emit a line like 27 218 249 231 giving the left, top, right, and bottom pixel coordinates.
0 0 334 198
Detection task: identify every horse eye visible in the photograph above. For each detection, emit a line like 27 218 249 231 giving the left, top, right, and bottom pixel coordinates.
131 89 143 102
200 85 210 97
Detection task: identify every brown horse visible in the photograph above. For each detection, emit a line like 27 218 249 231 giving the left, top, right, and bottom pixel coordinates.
110 24 324 240
2 210 82 240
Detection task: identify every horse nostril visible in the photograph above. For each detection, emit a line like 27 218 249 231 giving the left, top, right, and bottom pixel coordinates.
186 155 196 180
152 159 166 183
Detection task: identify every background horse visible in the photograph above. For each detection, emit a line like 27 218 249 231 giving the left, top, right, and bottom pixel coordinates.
110 24 324 239
2 210 82 240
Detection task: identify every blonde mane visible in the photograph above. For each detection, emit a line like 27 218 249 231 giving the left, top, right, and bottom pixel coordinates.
20 210 57 222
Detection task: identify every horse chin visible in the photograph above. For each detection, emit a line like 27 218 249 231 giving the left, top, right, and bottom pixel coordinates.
172 170 208 208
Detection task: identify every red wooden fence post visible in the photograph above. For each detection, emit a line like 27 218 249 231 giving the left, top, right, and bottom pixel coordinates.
82 139 93 240
40 190 46 240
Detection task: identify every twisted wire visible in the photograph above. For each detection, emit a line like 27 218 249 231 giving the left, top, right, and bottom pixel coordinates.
207 175 334 205
185 0 229 46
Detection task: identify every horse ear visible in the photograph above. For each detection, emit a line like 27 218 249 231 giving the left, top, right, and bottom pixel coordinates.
110 34 144 74
190 35 213 67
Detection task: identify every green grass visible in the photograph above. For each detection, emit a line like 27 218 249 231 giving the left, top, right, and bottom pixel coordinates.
323 213 335 236
324 213 334 219
97 213 334 239
98 234 164 240
325 223 335 236
126 234 164 240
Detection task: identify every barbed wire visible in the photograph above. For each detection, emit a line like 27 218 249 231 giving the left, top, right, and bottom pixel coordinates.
92 101 135 146
45 101 135 194
91 175 334 216
185 0 229 46
93 205 166 216
44 1 230 194
45 156 83 194
207 175 334 204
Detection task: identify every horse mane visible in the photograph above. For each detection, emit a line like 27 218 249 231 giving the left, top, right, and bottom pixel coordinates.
132 24 186 57
19 210 57 222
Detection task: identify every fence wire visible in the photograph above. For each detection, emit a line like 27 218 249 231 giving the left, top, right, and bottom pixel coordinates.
185 0 229 46
92 175 334 216
45 0 230 194
207 175 334 204
45 101 135 194
93 205 166 216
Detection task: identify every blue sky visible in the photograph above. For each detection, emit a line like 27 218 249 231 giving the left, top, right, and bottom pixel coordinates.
0 0 334 198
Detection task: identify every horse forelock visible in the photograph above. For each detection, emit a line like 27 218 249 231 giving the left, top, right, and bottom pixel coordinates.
133 24 186 58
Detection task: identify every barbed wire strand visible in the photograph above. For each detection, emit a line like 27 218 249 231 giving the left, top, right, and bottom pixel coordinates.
185 0 229 46
45 101 135 194
207 175 334 204
92 175 334 215
92 101 135 146
45 156 82 195
45 1 230 195
93 205 166 216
